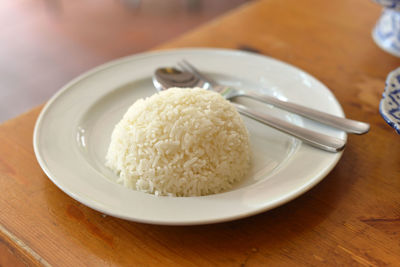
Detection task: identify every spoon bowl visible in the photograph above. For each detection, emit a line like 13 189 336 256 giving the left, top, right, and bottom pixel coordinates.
153 67 204 91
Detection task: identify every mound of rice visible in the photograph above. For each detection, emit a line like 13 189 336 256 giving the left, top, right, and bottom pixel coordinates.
106 87 250 197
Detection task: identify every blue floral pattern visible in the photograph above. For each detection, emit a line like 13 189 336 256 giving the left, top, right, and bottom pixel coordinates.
372 9 400 57
380 67 400 134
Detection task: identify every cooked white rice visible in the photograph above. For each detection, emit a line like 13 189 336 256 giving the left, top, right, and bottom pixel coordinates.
106 87 250 197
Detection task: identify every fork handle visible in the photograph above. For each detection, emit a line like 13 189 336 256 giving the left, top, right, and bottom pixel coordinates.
233 103 346 153
242 91 370 134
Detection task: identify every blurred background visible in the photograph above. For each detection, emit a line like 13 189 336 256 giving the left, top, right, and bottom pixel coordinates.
0 0 251 122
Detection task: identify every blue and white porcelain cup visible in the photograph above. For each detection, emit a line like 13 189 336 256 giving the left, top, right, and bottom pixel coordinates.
372 0 400 57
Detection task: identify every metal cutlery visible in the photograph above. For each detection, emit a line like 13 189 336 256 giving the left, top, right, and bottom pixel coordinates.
178 60 370 135
153 67 346 153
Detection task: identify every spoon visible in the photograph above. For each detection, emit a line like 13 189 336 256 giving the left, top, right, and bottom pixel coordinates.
153 67 346 153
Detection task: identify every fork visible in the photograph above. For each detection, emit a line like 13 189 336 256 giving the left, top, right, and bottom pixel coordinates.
154 66 346 152
178 60 370 135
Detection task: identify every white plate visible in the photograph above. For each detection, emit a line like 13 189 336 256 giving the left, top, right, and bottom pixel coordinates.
33 48 346 225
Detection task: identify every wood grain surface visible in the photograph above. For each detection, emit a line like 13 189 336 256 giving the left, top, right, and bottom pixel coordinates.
0 0 249 123
1 0 400 265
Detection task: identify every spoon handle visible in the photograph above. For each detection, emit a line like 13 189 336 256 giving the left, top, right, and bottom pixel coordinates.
244 91 370 134
233 103 346 152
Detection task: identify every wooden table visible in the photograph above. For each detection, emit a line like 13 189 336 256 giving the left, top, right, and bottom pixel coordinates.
1 0 400 265
0 0 248 123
